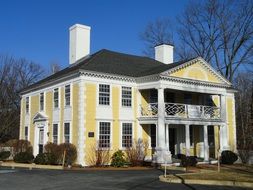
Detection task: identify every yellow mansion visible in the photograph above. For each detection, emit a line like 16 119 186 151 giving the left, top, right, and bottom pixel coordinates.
19 24 237 166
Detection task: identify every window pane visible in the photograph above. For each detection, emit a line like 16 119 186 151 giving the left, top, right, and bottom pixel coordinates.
65 85 70 106
99 84 110 105
99 122 110 148
25 126 28 140
122 87 132 107
40 93 44 111
64 123 70 143
122 123 132 148
54 88 59 108
26 97 29 113
53 124 58 144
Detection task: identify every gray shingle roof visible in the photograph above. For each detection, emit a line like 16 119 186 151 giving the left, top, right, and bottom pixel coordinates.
20 49 195 93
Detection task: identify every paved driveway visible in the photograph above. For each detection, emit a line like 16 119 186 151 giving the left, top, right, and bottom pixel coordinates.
0 168 251 190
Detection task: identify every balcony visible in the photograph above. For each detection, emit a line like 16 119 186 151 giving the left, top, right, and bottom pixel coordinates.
140 102 221 120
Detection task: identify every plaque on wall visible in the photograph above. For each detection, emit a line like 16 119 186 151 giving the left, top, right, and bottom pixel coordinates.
88 132 94 137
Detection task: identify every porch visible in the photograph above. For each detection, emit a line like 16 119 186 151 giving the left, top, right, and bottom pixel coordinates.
137 88 229 164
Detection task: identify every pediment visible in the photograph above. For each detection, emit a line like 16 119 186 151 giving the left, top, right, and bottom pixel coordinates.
33 112 48 122
161 57 231 85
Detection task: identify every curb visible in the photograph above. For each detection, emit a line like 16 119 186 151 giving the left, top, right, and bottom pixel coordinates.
0 162 63 170
159 175 253 188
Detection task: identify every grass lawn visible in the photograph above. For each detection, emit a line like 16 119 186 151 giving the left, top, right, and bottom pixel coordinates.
166 164 253 183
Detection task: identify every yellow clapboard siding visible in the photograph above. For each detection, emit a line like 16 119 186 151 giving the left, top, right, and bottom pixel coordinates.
170 62 221 83
112 86 120 150
45 91 53 142
29 95 39 148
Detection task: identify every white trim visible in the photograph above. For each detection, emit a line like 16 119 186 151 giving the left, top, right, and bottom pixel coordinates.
97 83 112 107
120 86 133 108
77 81 86 166
52 122 60 144
119 121 134 150
63 121 72 143
96 120 113 150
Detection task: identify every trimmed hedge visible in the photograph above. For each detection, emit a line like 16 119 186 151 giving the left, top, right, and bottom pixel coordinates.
14 152 34 163
34 153 58 165
0 151 11 161
111 150 126 167
181 156 198 167
221 150 238 165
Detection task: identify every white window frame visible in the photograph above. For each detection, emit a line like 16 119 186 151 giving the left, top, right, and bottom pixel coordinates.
63 122 71 143
53 88 60 109
97 121 112 150
98 84 111 106
121 86 132 108
120 122 134 149
39 92 45 111
64 84 71 107
52 123 59 144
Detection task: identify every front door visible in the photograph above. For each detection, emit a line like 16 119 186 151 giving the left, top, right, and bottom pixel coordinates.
38 128 44 154
169 128 176 155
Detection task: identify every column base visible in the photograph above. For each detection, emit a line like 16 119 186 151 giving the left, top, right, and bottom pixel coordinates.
152 147 172 164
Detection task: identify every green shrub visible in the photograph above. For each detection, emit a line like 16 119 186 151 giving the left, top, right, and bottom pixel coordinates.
181 156 197 167
221 150 238 165
34 153 58 165
14 152 34 163
111 150 126 167
0 151 11 161
58 143 77 165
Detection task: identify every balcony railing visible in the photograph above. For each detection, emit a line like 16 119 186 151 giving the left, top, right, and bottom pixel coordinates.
139 102 221 120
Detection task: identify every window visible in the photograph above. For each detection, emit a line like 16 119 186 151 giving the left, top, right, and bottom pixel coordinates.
190 125 194 146
208 126 215 146
53 124 58 144
122 123 132 148
25 97 29 114
99 84 110 105
150 124 156 148
64 123 70 143
40 93 44 111
54 88 59 108
99 122 110 148
24 126 28 140
122 87 132 107
65 85 70 106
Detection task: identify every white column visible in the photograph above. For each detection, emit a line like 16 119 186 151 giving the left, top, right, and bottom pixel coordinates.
77 81 85 166
220 124 230 151
157 88 165 149
165 124 169 149
155 88 171 164
203 125 209 162
185 124 190 156
220 94 226 121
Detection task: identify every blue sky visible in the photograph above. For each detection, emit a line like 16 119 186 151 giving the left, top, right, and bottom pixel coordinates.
0 0 188 70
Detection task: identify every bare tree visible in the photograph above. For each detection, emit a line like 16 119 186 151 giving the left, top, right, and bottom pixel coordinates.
140 18 174 57
0 54 44 142
177 0 253 82
234 72 253 163
140 1 253 82
49 61 61 74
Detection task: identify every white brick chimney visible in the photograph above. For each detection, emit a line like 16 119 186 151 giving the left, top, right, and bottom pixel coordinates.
69 24 91 64
155 44 174 64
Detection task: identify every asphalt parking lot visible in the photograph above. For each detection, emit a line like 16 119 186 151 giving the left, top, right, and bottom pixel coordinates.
0 168 251 190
